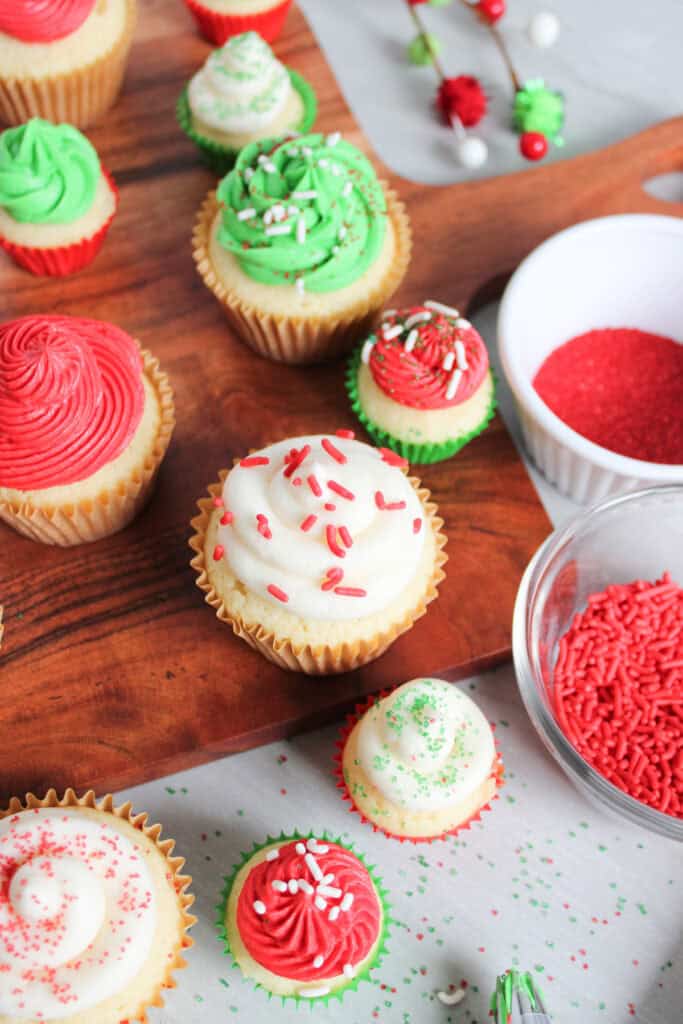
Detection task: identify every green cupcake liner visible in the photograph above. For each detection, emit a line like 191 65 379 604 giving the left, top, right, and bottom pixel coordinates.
345 344 498 465
216 830 392 1007
177 69 317 177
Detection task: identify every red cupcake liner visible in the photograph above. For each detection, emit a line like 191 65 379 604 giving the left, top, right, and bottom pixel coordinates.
183 0 293 44
334 688 505 844
0 168 118 278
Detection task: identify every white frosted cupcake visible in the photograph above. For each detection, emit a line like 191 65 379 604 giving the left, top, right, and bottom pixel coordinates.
339 677 503 840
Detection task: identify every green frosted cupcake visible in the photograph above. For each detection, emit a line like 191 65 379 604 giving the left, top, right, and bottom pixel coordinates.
177 31 316 175
217 832 390 1004
346 299 496 464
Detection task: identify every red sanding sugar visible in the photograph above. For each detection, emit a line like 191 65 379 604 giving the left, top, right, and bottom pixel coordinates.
553 573 683 818
533 328 683 464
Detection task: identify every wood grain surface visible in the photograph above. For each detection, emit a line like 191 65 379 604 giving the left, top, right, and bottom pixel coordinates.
1 0 681 800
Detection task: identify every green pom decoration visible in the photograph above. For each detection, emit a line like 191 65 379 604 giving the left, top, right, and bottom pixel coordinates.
490 969 546 1020
407 32 442 66
513 78 565 145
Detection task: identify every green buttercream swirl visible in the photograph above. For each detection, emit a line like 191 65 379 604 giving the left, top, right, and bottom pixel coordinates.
215 131 387 292
0 118 99 225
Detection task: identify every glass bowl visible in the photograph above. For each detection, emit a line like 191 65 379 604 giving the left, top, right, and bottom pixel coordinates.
513 485 683 841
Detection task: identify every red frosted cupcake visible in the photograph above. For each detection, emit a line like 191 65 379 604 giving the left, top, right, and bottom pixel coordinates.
183 0 292 46
0 119 118 277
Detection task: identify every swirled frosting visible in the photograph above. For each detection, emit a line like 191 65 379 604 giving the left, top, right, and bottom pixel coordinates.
215 433 426 620
236 837 381 987
364 302 489 409
215 131 387 292
0 119 99 225
356 678 496 811
0 0 94 42
188 32 291 135
0 807 156 1019
0 315 145 490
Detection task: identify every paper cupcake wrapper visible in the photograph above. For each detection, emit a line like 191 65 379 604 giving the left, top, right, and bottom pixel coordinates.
216 830 390 1006
184 0 293 45
0 169 119 277
0 347 175 547
0 788 195 1024
0 0 136 128
189 465 447 675
177 70 317 177
334 691 505 843
346 348 498 465
192 183 413 365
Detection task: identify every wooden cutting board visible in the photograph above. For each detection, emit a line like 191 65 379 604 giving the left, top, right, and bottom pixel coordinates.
1 1 681 800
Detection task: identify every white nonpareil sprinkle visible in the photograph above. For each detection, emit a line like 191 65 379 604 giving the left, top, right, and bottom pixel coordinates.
257 154 268 164
272 880 287 893
305 852 323 880
342 181 353 197
328 905 340 922
343 964 355 979
287 147 299 157
404 310 432 330
327 131 342 146
244 167 254 181
455 339 469 370
288 879 299 894
297 217 307 244
314 895 327 911
361 340 375 365
446 368 463 400
313 955 324 968
382 323 404 341
340 893 354 912
237 207 256 221
306 838 318 852
404 329 418 353
338 225 348 240
442 351 455 372
292 189 318 200
263 161 277 173
332 245 340 255
425 299 460 318
265 848 280 861
317 885 342 898
271 203 286 221
263 209 274 226
437 987 466 1007
296 276 305 297
296 842 306 855
298 879 314 894
265 224 293 236
301 987 330 998
318 158 329 168
302 146 313 157
253 900 266 915
455 317 471 329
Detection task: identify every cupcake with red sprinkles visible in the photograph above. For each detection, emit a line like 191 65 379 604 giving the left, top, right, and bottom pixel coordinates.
189 431 447 674
0 788 195 1024
347 300 496 464
183 0 293 47
217 832 389 1003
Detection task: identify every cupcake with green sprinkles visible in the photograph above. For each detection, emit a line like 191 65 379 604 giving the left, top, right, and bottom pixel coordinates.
177 31 316 175
217 832 390 1004
346 299 496 463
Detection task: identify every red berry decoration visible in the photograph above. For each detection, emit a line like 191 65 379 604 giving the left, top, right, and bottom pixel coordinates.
520 131 548 160
436 75 487 127
477 0 505 23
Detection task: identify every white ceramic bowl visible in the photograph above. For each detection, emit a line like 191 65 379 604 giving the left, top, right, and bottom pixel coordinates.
498 214 683 504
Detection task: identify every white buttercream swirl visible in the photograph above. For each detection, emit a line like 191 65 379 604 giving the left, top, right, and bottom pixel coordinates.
217 435 426 620
188 31 291 134
356 678 495 811
0 808 156 1019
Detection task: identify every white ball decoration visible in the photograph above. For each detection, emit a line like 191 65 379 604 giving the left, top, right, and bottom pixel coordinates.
528 11 560 48
456 135 488 170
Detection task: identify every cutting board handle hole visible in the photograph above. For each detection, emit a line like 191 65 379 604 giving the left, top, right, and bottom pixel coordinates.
642 171 683 204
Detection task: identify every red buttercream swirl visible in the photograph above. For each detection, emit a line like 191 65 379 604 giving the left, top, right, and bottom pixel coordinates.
369 305 489 410
0 315 145 490
0 0 95 43
237 839 381 982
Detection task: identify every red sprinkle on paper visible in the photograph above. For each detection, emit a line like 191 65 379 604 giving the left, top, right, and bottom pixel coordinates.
334 586 367 598
339 526 353 548
213 545 224 561
328 480 355 501
322 438 348 464
326 524 346 558
220 510 234 526
293 477 302 486
300 514 317 532
413 517 422 534
240 456 270 468
533 328 683 464
336 429 355 439
324 502 336 511
213 496 224 507
267 584 289 603
307 474 323 497
321 567 344 591
379 447 409 469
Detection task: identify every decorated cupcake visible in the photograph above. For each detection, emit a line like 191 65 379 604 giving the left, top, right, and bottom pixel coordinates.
0 789 195 1023
338 678 503 841
189 432 447 674
183 0 292 47
178 32 316 175
0 119 118 276
217 832 389 1002
347 300 496 463
193 131 412 364
0 0 136 128
0 315 175 546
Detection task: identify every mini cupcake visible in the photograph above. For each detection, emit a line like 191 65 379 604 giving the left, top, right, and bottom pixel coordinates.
193 131 412 364
337 677 503 841
189 432 447 674
347 300 497 463
0 118 118 276
178 32 316 175
183 0 293 47
0 789 195 1023
217 832 389 1003
0 315 175 546
0 0 136 128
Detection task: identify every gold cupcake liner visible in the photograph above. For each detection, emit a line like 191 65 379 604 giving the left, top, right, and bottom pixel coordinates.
192 182 413 365
0 0 137 128
0 346 175 547
0 788 196 1024
189 466 447 675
